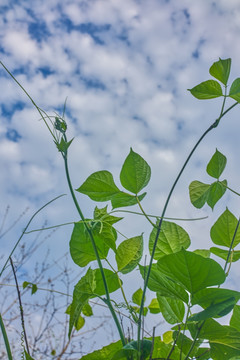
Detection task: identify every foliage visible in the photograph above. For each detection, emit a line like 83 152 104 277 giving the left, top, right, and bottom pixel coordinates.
1 57 240 359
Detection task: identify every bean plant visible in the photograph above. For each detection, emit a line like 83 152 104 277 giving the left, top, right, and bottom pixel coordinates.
1 58 240 360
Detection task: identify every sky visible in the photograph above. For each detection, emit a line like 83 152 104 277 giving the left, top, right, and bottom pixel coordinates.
1 0 240 357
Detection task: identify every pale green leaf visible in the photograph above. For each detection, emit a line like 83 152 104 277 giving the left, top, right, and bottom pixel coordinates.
188 80 223 99
149 220 190 259
79 341 122 360
132 288 144 306
193 249 211 258
148 298 161 314
120 148 151 194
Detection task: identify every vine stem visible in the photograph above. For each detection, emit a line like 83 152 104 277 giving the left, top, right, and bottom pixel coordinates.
137 98 239 353
62 153 126 346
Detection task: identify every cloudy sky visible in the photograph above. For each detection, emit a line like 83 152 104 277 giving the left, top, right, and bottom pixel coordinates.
1 0 240 355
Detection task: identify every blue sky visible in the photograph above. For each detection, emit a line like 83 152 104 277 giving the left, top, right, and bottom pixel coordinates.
1 0 240 356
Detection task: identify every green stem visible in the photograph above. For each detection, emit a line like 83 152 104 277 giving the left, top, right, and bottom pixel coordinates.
0 313 13 360
136 196 157 228
183 321 204 360
62 153 126 346
137 99 239 350
225 185 240 197
0 194 65 278
223 217 240 274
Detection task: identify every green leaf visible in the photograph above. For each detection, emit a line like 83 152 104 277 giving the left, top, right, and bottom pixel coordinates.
111 191 146 209
173 332 203 358
69 268 120 337
149 220 190 259
157 295 185 324
210 208 240 248
120 148 151 194
192 288 240 308
139 264 189 303
207 180 227 209
150 337 182 359
230 305 240 331
70 222 110 267
75 315 85 331
209 58 231 85
163 331 173 344
210 247 240 262
132 288 144 306
188 80 223 99
55 137 74 154
94 206 123 225
229 78 240 102
76 171 120 201
189 297 236 322
189 181 211 208
79 341 122 360
24 350 35 360
116 235 143 274
148 298 161 314
196 319 240 359
157 249 226 294
82 303 93 317
22 281 38 295
206 149 227 179
193 249 211 258
111 340 152 360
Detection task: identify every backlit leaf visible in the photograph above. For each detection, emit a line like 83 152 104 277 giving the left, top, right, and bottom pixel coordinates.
148 298 161 314
157 295 185 324
120 148 151 194
111 191 146 209
149 220 190 259
210 247 240 262
188 80 223 99
207 180 227 209
189 181 211 208
206 149 227 179
209 58 231 85
229 78 240 103
76 171 120 201
79 341 122 360
132 288 144 306
210 208 240 248
116 235 143 274
157 249 225 294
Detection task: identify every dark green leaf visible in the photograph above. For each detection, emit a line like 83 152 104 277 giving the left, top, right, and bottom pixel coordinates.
139 264 189 303
230 305 240 331
116 235 143 274
206 149 227 179
210 247 240 262
188 80 223 99
157 249 225 294
173 332 203 358
149 220 190 259
55 137 74 154
189 297 236 322
192 288 240 308
210 208 240 248
157 295 185 324
120 148 151 194
189 181 211 208
209 58 231 85
76 171 120 201
229 78 240 102
111 191 146 209
24 350 35 360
